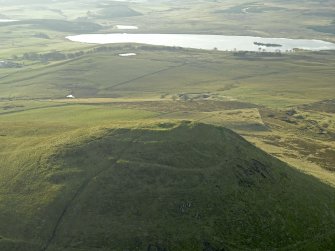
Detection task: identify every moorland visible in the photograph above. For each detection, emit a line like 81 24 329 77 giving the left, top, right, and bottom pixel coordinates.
0 0 335 250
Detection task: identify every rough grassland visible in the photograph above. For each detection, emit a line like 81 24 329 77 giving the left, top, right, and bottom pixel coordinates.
1 49 335 108
0 116 334 250
0 0 334 250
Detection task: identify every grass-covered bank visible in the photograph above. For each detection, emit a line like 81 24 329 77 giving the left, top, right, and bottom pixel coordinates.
1 119 335 250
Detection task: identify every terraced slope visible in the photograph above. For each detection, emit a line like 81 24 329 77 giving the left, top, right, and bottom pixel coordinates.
1 121 334 250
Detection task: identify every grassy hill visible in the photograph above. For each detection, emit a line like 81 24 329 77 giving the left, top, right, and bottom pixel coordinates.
0 116 334 250
0 1 334 250
1 46 334 185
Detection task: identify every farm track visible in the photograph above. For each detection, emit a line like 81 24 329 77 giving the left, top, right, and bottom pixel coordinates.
107 62 187 90
0 104 72 116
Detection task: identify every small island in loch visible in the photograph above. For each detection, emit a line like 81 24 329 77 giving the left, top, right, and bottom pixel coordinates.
254 41 283 47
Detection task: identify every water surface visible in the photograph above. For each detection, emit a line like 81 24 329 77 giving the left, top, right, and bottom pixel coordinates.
66 33 335 52
119 53 137 57
0 19 19 22
116 25 139 30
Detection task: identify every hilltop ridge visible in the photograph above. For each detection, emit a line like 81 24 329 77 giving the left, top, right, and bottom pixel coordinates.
1 122 333 250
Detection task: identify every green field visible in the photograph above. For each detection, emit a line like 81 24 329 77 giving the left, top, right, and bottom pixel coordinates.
0 0 335 250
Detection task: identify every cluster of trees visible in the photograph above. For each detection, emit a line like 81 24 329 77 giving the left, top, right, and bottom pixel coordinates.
15 51 85 62
232 50 283 57
17 45 137 62
14 44 186 63
21 51 66 61
90 44 185 53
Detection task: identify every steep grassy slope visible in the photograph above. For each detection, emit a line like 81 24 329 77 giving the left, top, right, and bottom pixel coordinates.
0 105 157 251
1 119 334 250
